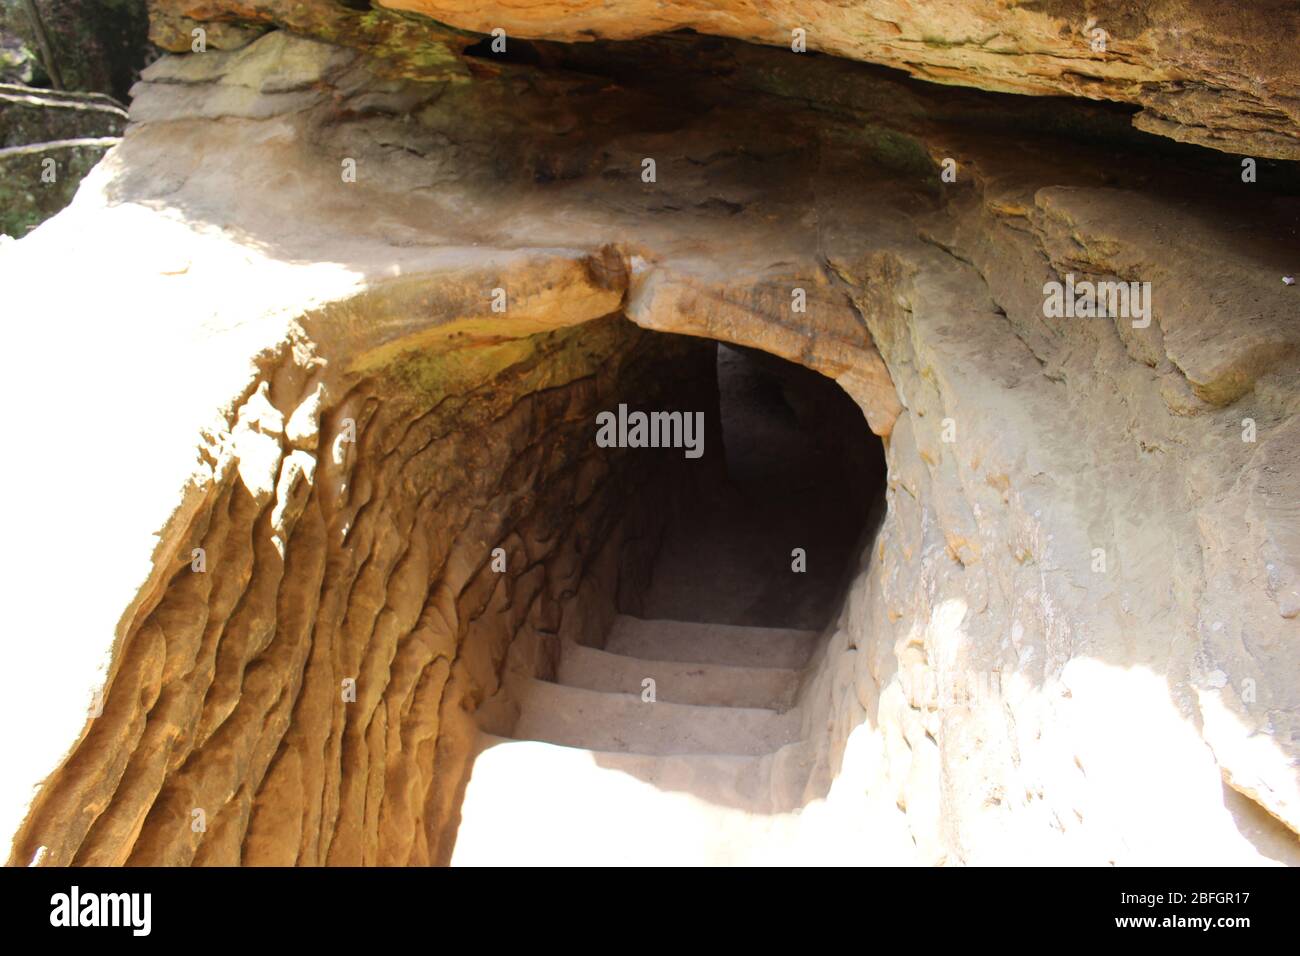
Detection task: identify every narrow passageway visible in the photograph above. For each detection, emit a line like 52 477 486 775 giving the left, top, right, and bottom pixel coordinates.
644 344 885 629
452 341 885 865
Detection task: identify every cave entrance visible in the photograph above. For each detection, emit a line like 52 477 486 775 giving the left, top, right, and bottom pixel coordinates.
453 333 887 865
641 342 885 631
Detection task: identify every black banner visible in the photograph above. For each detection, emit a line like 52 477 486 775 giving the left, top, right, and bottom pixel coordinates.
1 865 1290 942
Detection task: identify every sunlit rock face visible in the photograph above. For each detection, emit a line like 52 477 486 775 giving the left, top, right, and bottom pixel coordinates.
9 309 712 866
1 7 1298 866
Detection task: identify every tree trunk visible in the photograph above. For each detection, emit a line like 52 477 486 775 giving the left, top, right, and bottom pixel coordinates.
19 0 64 91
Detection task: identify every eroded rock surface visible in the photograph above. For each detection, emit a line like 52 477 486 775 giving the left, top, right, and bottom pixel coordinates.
150 0 1300 159
1 20 1297 866
10 302 711 866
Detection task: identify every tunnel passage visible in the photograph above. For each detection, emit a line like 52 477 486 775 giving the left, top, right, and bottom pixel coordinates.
7 312 888 868
460 334 890 864
641 343 884 630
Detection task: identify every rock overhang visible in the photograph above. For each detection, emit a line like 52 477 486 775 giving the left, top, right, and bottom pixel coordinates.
1 7 1298 866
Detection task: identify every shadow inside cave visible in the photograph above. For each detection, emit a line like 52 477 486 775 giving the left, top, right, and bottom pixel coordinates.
452 336 889 857
639 342 884 631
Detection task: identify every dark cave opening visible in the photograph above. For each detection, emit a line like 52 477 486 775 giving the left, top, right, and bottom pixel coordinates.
634 341 885 632
452 330 889 863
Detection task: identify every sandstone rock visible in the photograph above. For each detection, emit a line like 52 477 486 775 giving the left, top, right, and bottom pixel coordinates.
155 0 1300 158
1 17 1297 868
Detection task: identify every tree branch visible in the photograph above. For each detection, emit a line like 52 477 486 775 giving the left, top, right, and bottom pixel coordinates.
19 0 64 91
0 137 122 159
0 84 127 116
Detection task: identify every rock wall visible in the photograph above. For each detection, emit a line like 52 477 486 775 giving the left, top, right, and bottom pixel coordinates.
795 178 1300 864
7 312 712 866
1 19 1297 866
150 0 1300 160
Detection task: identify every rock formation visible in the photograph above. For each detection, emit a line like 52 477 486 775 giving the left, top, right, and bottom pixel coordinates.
148 0 1300 159
0 2 1297 866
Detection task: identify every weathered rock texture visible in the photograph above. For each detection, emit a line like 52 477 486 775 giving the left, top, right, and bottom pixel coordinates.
8 299 712 865
149 0 1300 159
1 15 1298 865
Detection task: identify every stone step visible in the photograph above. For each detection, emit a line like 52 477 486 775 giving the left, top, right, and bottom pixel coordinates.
451 736 802 865
512 679 801 756
603 614 818 669
556 640 800 710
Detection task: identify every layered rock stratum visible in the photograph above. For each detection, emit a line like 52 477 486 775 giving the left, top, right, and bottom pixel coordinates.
0 2 1297 865
148 0 1300 159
